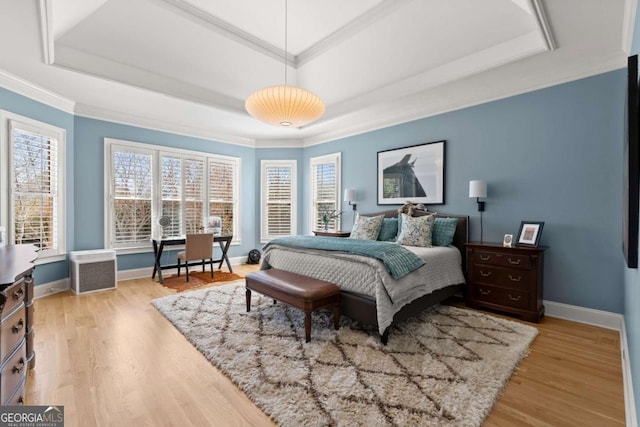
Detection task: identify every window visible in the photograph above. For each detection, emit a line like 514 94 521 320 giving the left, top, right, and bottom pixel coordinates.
105 138 241 252
112 147 154 246
1 112 66 261
310 153 341 232
261 160 297 242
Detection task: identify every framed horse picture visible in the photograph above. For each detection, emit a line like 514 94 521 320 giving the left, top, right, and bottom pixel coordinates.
377 140 445 205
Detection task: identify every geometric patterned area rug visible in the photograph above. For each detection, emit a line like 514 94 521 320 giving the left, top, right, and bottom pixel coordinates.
152 282 538 427
159 270 244 292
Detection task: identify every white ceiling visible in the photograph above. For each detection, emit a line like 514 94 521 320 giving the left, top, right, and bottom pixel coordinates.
0 0 632 147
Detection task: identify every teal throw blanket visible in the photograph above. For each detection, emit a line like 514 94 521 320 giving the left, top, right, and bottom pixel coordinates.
264 236 425 279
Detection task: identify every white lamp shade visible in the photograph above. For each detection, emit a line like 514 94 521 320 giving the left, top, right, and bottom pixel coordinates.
469 180 487 198
245 85 325 127
344 189 356 202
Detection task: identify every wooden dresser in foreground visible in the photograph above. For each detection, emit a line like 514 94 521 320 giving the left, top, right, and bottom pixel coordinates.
465 242 546 322
0 244 38 405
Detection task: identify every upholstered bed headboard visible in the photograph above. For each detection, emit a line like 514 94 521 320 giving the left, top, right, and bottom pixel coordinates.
362 209 469 273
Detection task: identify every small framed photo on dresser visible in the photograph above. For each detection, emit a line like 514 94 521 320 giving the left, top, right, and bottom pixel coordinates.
503 234 513 247
516 221 544 247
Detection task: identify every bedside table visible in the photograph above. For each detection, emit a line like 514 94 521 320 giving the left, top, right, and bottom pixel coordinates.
312 230 351 238
465 242 546 322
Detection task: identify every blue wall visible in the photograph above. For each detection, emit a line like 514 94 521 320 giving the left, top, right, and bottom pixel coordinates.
304 70 626 314
0 88 75 285
73 116 260 270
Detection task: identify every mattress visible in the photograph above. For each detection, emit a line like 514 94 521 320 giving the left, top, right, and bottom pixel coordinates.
261 243 465 335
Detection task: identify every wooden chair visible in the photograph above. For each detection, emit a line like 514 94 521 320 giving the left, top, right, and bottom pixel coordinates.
177 233 214 282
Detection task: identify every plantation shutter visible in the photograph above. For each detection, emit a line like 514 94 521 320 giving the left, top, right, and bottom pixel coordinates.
208 159 236 236
261 161 296 241
184 158 204 234
310 153 341 231
11 125 60 254
112 147 153 247
160 155 181 237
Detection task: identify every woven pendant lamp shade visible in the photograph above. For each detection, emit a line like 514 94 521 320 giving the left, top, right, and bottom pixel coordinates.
245 85 325 127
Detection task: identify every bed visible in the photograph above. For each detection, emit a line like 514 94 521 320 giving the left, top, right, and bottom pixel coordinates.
261 209 469 343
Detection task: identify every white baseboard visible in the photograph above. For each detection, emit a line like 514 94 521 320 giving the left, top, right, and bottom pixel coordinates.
544 300 635 426
544 300 623 330
33 278 70 300
621 318 638 427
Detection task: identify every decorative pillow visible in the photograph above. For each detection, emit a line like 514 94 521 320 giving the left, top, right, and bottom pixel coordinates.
432 217 458 246
349 214 384 240
397 211 434 235
397 213 435 247
377 218 398 241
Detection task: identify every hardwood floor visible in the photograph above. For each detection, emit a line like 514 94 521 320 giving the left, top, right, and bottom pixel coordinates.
27 264 625 426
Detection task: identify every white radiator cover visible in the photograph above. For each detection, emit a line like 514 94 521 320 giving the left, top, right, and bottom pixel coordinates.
69 250 117 294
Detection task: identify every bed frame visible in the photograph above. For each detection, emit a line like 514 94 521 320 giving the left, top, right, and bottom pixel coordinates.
344 209 469 344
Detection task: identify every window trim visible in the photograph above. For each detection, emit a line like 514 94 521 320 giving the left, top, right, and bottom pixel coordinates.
0 110 67 263
260 159 297 243
309 152 341 233
104 138 242 254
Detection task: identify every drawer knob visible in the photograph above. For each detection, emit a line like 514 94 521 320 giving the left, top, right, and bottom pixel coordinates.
479 270 492 277
12 319 24 334
508 275 522 282
479 255 491 261
508 294 522 301
12 358 25 374
507 258 521 265
479 289 491 295
13 287 24 300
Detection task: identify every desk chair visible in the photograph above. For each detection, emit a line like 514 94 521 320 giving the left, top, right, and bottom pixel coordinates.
177 233 214 282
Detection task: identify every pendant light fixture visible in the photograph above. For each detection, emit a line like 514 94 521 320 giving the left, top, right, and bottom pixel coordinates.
245 0 325 127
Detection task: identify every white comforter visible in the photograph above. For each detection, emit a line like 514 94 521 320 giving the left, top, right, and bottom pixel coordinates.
261 244 465 335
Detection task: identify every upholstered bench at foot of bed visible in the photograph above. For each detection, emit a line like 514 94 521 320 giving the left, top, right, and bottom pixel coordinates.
245 269 340 342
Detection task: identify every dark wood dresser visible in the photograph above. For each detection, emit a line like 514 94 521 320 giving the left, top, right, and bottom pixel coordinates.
0 244 38 405
465 242 546 322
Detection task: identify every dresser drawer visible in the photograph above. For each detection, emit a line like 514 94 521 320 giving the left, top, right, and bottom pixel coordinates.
472 284 530 310
473 250 531 270
0 339 26 404
471 265 532 290
0 305 25 364
1 280 26 320
3 375 26 405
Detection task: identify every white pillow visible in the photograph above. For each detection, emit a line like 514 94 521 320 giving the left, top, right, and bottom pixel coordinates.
397 213 435 247
349 214 384 240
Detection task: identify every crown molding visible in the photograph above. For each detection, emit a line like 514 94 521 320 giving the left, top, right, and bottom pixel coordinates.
0 69 75 114
531 0 557 51
303 52 626 147
154 0 295 66
75 103 256 147
296 0 410 67
53 45 245 114
254 139 304 149
37 0 55 64
622 0 638 55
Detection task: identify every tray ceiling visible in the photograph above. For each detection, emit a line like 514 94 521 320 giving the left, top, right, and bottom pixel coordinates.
0 0 631 146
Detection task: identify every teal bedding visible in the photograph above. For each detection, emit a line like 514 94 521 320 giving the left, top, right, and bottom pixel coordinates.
263 236 425 279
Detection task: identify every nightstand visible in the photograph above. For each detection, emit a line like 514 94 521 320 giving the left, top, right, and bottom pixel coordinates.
312 230 351 238
465 242 546 322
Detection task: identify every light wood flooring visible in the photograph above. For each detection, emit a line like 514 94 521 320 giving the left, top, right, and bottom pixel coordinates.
26 264 625 426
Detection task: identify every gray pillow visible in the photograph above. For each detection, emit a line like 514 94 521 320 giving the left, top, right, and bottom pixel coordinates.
397 213 435 247
349 214 384 240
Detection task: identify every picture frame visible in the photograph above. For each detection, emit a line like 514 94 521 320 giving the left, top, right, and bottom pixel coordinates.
503 234 513 247
377 140 445 205
516 221 544 247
